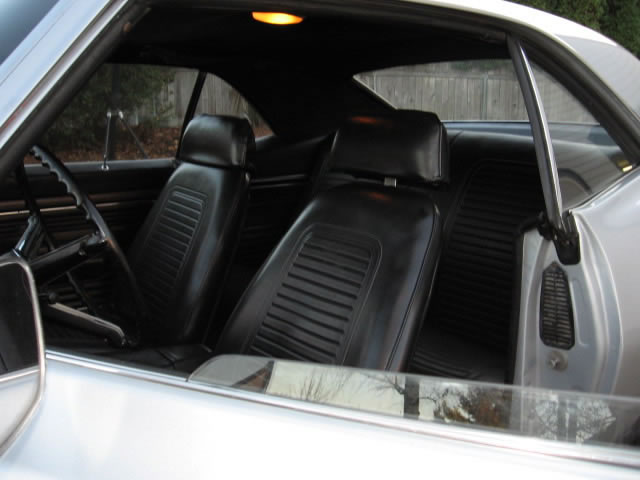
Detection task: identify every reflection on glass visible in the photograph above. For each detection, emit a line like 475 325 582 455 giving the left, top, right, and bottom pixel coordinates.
0 264 39 374
192 355 640 449
530 62 631 208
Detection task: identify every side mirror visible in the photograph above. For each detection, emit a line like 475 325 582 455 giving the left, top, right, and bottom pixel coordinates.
0 254 45 455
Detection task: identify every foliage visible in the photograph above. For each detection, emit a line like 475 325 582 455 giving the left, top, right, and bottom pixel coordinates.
602 0 640 57
512 0 640 57
44 64 175 151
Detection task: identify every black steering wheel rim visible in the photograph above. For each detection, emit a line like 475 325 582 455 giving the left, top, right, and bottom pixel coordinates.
18 146 148 341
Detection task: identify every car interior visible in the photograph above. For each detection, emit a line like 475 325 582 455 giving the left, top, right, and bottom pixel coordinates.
1 5 568 385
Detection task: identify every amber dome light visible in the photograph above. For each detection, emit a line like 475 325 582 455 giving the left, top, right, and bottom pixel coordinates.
252 12 303 25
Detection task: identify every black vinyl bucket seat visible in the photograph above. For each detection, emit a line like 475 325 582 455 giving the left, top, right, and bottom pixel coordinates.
215 111 448 371
101 114 253 370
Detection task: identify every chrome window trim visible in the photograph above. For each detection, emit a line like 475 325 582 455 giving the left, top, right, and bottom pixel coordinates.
508 36 565 233
0 256 46 456
0 366 39 385
46 349 640 469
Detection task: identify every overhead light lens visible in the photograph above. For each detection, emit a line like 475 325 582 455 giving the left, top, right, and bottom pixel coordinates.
252 12 303 25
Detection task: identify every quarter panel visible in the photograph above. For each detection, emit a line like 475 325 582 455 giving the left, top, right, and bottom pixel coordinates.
514 228 620 394
573 171 640 396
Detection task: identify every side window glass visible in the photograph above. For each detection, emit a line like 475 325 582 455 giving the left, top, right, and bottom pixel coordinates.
531 64 634 208
194 73 272 138
355 60 529 121
41 64 198 162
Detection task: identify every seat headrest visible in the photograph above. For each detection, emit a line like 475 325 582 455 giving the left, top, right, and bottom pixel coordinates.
180 114 255 168
329 111 449 184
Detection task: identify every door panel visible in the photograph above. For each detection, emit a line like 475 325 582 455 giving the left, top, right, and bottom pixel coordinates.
0 159 174 253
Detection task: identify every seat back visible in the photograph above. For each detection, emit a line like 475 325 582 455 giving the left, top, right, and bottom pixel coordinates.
126 115 254 344
216 111 448 371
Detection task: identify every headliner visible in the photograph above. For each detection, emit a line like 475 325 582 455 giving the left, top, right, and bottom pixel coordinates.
112 7 508 138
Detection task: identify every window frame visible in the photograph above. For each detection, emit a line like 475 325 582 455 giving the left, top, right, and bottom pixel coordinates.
507 36 566 236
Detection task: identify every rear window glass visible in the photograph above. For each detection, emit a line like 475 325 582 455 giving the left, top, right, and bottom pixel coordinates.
355 60 529 121
194 73 272 138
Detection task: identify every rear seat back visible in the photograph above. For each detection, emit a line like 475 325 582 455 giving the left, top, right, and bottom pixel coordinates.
410 130 546 382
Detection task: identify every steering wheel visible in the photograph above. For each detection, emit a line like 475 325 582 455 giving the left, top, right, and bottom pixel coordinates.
14 146 147 346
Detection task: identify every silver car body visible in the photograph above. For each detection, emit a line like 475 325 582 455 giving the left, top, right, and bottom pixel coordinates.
0 0 639 476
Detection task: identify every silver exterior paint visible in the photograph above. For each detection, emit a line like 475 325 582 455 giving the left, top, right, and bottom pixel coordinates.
513 94 640 397
571 170 640 396
0 370 39 453
2 353 639 478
